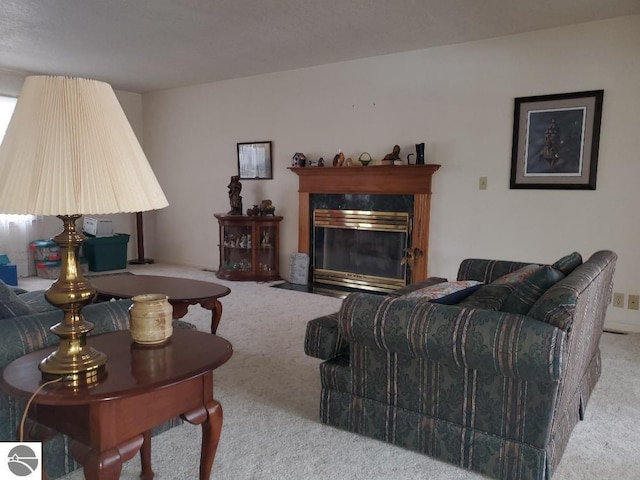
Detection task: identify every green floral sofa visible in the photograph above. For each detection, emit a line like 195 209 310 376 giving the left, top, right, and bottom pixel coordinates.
304 250 617 480
0 282 193 479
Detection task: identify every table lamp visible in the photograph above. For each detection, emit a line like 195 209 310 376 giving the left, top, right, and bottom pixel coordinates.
0 76 169 383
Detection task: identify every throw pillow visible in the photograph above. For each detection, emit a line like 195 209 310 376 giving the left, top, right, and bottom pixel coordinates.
500 266 565 315
392 277 448 297
402 280 483 304
552 252 583 275
0 280 37 319
430 283 483 304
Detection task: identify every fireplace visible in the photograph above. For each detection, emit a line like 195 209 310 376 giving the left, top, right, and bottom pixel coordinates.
289 164 440 294
313 209 410 293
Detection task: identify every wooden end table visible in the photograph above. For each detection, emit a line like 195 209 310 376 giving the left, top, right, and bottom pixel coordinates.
91 274 231 334
0 329 233 480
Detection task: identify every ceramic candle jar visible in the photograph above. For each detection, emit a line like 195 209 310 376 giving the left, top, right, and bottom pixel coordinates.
128 293 173 345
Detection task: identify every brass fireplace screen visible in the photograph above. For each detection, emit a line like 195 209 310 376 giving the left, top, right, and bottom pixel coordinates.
312 209 410 294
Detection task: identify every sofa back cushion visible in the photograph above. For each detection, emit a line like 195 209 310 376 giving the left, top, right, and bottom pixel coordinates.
552 252 583 275
0 280 36 319
456 263 565 313
457 258 533 283
499 266 565 315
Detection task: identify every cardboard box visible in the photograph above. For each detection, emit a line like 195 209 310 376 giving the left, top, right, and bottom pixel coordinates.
83 217 114 237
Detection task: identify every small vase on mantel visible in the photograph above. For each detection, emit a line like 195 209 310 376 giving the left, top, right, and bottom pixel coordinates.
129 293 173 345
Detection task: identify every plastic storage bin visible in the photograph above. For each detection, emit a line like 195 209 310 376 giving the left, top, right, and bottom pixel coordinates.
83 234 130 271
35 259 89 280
29 240 61 261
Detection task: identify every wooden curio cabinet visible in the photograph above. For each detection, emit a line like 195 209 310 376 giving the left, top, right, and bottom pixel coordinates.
214 214 283 281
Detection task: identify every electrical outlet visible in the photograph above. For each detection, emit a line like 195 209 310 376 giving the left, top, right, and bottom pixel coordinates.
629 294 639 310
479 177 488 190
613 292 625 308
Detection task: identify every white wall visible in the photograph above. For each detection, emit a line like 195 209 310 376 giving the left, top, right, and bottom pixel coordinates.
143 15 640 331
0 70 147 260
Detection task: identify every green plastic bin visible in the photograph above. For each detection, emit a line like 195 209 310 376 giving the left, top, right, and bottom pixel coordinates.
83 234 130 271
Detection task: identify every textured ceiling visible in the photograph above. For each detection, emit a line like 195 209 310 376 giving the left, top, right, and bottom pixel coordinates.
1 0 639 93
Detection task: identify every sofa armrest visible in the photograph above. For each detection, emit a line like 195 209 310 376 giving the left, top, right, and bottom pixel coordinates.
304 312 349 360
0 299 133 370
339 293 565 382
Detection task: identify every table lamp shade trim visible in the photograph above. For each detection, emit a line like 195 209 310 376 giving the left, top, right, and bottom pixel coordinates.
0 75 168 215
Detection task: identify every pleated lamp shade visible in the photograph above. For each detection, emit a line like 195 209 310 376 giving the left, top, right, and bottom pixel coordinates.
0 75 168 215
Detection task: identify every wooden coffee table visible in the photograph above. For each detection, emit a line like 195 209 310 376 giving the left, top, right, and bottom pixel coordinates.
91 274 231 334
0 329 233 480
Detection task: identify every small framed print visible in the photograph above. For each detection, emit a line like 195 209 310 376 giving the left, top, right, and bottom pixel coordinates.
237 141 272 180
510 90 604 190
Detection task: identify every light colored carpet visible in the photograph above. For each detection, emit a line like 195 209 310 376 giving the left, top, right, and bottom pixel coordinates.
49 264 640 480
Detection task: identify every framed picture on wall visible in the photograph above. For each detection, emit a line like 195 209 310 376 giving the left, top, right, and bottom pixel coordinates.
237 141 273 179
510 90 604 190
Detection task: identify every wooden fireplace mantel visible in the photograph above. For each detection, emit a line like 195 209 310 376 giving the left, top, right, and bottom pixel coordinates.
289 164 440 283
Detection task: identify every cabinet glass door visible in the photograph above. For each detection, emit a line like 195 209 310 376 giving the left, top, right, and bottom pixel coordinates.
221 224 252 272
258 225 277 273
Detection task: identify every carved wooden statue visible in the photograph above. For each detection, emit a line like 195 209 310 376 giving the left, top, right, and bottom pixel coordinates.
227 175 243 215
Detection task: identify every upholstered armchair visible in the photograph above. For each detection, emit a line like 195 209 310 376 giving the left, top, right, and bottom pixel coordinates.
305 251 616 479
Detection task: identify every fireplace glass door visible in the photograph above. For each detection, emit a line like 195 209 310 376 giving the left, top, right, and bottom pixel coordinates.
313 210 409 293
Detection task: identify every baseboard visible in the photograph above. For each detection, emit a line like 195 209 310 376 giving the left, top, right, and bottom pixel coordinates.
604 321 640 334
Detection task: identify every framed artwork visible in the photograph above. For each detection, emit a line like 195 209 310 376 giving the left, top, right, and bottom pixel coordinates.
510 90 603 190
237 141 272 179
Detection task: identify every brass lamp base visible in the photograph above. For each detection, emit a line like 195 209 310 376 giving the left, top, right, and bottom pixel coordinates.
38 215 108 384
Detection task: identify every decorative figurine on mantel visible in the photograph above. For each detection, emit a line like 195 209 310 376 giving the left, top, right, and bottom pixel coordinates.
381 145 401 165
227 175 243 215
292 152 307 167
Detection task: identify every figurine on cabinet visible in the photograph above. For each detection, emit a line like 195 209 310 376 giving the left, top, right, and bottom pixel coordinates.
247 205 260 216
227 175 243 215
259 199 275 216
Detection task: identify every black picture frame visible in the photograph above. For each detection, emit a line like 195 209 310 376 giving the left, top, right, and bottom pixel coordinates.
237 141 273 180
510 90 604 190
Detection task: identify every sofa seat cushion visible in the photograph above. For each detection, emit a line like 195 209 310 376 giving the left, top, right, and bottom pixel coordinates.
402 280 483 304
0 280 36 319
